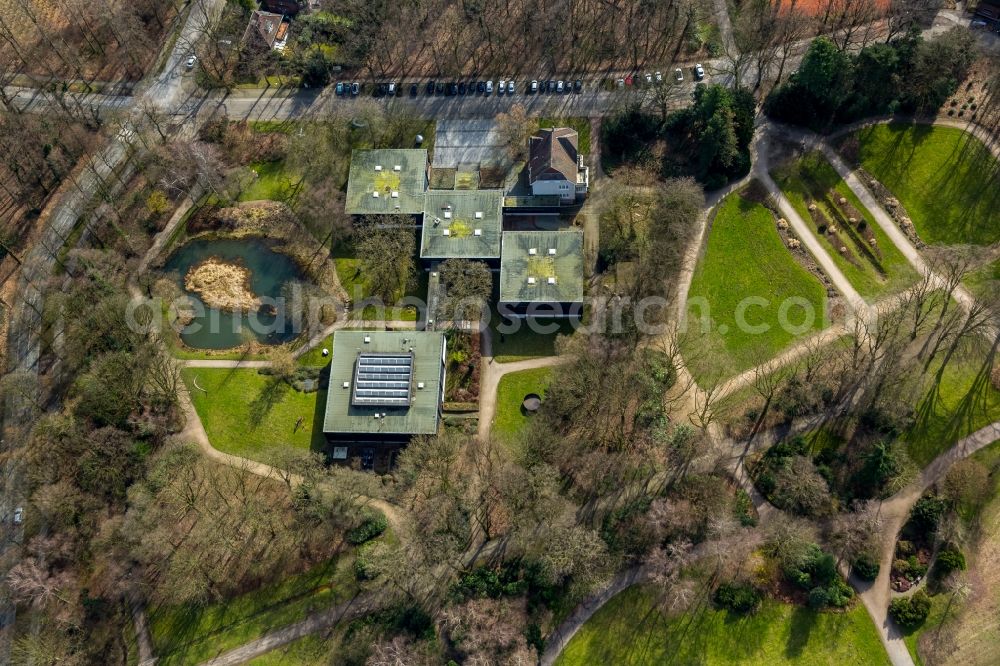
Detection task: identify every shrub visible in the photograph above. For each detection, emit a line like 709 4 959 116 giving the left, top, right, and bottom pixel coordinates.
934 548 966 578
808 586 830 609
353 541 389 580
714 582 763 614
825 578 854 607
347 513 388 545
889 590 931 628
734 489 757 527
910 496 947 535
853 553 880 581
451 565 526 601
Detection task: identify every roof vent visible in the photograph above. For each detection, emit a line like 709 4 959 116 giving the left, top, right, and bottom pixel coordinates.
442 228 451 236
372 191 379 198
528 248 537 255
374 165 382 171
374 413 380 419
475 211 483 219
363 335 371 344
342 381 350 389
547 276 557 284
527 277 536 285
474 229 482 236
444 211 452 219
417 382 425 389
391 191 399 198
548 248 557 255
393 165 401 171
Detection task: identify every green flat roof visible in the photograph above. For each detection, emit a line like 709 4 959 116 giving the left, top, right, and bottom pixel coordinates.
345 149 428 215
499 230 584 304
323 331 445 436
421 190 503 259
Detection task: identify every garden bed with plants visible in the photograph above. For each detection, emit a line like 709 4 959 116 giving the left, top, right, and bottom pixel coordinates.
445 331 482 403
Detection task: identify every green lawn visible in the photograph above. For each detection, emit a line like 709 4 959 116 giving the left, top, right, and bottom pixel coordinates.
905 356 1000 466
683 192 828 382
245 633 339 666
295 339 332 368
148 555 357 666
852 124 1000 246
239 160 302 203
181 368 326 462
490 316 575 363
773 151 918 301
556 586 889 666
493 367 552 440
334 254 425 322
964 258 999 301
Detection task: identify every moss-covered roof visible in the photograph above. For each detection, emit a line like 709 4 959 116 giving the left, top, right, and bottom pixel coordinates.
420 190 503 259
345 149 428 215
499 230 584 304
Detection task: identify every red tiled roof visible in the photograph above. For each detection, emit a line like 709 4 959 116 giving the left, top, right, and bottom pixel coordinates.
529 128 578 184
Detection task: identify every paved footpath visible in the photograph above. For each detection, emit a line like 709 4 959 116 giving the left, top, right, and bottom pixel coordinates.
755 131 870 317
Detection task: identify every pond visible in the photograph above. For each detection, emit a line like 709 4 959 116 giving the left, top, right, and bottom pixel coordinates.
162 238 303 349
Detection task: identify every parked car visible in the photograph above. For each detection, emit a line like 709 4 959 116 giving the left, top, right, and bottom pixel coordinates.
674 68 683 82
427 80 435 95
498 78 506 95
694 63 705 81
625 74 633 86
655 71 662 83
410 83 418 96
485 80 494 95
185 54 197 70
458 81 467 95
351 82 360 95
387 81 396 95
556 80 564 93
530 79 539 93
644 72 653 85
616 77 625 88
335 81 344 95
507 80 515 94
376 82 387 96
477 80 486 93
574 79 582 92
450 82 459 95
436 82 444 94
12 507 22 525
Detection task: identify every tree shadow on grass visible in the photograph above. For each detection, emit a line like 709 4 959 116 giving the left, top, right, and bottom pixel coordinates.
248 376 288 428
784 604 818 660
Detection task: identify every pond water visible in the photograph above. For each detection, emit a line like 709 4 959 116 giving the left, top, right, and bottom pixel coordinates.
162 238 303 349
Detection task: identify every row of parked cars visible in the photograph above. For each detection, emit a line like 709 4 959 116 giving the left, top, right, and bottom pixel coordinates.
333 78 586 98
332 65 704 98
616 64 705 87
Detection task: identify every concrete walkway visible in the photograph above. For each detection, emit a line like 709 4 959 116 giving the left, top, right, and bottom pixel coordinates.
756 130 870 317
819 143 984 318
181 359 273 368
476 345 570 441
856 420 1000 666
198 593 382 666
539 566 649 666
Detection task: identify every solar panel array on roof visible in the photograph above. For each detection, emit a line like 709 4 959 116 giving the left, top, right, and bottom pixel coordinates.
352 353 413 407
